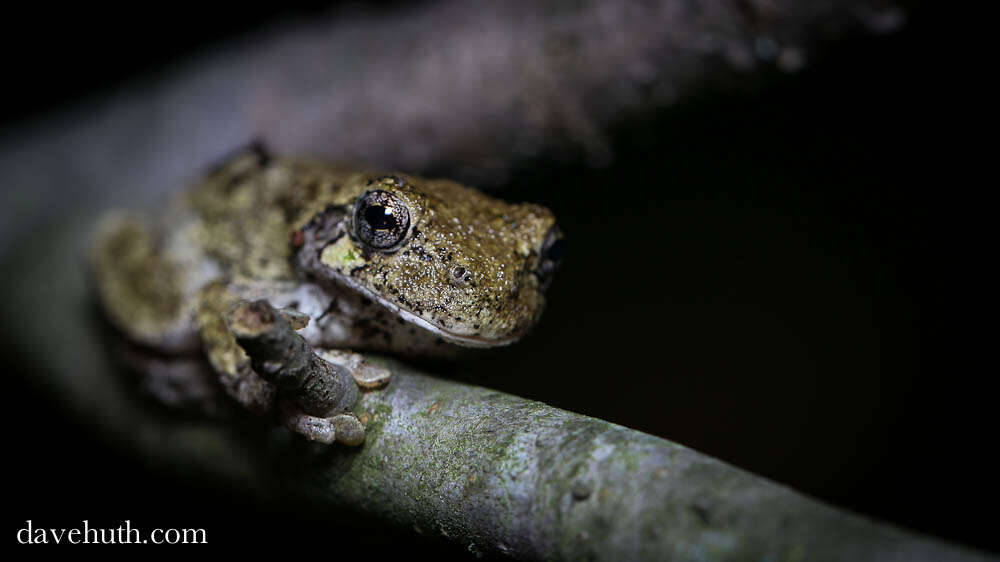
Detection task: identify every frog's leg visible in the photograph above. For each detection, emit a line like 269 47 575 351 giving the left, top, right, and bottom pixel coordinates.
90 211 199 352
277 348 390 444
195 282 276 415
217 283 394 394
224 298 388 446
92 212 232 414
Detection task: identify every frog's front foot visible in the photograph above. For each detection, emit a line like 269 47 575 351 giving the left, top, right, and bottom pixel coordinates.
226 299 389 446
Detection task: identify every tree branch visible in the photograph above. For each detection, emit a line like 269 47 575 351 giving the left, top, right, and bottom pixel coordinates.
284 365 992 561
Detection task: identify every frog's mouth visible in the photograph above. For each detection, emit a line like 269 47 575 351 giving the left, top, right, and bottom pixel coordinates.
333 226 561 348
333 274 523 348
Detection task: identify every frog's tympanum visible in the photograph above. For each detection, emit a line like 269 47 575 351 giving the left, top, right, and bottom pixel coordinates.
91 145 563 445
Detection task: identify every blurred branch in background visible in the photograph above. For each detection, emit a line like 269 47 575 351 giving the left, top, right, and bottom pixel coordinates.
0 0 905 253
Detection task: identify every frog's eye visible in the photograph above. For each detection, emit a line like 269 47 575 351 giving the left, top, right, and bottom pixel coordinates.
354 190 411 250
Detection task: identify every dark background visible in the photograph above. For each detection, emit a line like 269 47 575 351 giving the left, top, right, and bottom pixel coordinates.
5 1 994 557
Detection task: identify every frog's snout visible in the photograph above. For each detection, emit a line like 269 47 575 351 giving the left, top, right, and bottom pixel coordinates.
534 225 564 291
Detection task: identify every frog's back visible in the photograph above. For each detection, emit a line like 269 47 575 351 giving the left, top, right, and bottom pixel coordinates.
181 150 366 283
90 149 361 350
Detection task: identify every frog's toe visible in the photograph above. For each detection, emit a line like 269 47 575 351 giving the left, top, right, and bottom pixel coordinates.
331 413 366 446
350 364 391 390
280 406 366 446
316 349 392 390
281 408 337 444
276 306 310 330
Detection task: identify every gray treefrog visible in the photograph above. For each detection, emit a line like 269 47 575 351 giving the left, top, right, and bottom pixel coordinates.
90 145 563 445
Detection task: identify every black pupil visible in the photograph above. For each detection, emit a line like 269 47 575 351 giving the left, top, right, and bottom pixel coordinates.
355 189 410 250
365 205 397 230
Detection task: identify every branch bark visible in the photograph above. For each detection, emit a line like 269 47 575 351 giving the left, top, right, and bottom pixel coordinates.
285 367 991 561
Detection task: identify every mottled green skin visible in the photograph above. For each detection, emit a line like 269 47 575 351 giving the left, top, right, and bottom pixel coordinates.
90 148 560 440
97 149 557 347
303 172 556 345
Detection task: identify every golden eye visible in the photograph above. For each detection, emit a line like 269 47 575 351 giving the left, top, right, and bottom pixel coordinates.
353 190 411 250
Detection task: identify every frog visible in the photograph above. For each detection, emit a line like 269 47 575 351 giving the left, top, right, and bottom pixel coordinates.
90 144 563 446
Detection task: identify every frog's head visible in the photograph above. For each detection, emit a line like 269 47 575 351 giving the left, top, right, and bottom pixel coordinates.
294 174 562 347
